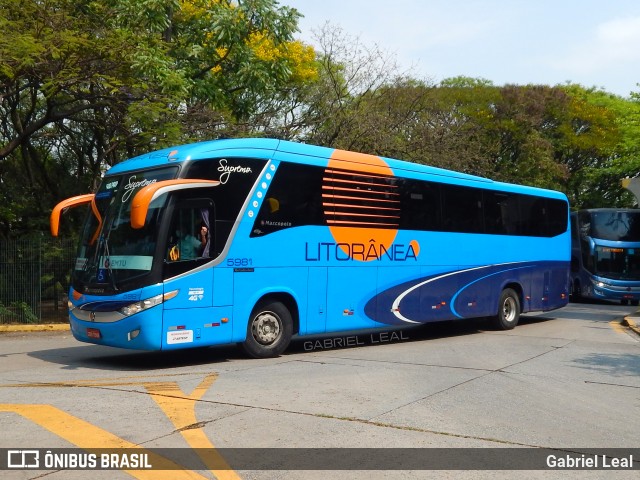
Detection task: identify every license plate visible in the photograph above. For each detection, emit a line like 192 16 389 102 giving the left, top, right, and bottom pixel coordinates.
87 328 101 339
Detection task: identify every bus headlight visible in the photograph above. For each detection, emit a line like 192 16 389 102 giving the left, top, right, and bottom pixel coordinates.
118 290 179 317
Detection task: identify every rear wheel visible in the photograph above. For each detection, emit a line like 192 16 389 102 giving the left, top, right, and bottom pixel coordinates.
242 301 293 358
492 288 520 330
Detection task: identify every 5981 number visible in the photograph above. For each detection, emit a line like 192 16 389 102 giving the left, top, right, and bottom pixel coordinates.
227 258 253 267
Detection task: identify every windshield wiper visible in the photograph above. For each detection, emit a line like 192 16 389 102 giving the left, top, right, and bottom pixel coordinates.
101 221 120 293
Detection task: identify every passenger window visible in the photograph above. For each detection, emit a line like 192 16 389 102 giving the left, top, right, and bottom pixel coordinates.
251 163 325 237
399 179 441 231
441 185 483 233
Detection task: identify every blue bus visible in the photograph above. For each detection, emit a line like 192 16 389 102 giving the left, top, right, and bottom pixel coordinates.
51 138 570 358
570 208 640 305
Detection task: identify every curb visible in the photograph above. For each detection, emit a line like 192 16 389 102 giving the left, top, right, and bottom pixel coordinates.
0 324 70 333
622 316 640 336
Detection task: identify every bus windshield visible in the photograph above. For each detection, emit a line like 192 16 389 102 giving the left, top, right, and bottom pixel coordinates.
594 245 640 280
589 210 640 241
73 167 177 291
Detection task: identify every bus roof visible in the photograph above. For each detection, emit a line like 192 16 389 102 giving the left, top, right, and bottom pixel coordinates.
106 138 567 200
106 138 281 174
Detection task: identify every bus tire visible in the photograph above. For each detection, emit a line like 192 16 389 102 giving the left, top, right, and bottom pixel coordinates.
492 288 520 330
242 301 293 358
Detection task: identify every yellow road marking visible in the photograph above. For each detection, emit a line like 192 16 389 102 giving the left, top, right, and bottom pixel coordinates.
0 404 206 479
0 373 243 480
0 372 213 389
609 320 627 335
145 374 242 480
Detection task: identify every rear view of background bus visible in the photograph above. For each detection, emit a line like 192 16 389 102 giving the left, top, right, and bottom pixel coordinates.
570 208 640 305
51 138 571 358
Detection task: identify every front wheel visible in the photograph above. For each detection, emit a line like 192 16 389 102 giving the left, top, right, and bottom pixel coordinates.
242 301 293 358
492 288 520 330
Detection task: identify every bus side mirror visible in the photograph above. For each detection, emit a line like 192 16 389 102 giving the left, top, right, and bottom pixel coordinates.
130 179 220 229
50 194 95 236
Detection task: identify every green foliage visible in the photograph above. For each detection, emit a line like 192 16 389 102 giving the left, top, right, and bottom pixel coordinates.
301 45 623 203
559 85 638 208
2 7 640 238
0 0 315 238
0 301 39 324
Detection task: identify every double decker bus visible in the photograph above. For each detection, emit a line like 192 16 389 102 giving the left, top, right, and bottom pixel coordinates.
570 208 640 305
51 138 570 358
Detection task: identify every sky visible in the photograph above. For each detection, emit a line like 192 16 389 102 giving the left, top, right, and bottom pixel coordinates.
282 0 640 97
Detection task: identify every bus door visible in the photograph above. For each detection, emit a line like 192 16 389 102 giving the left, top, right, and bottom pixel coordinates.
161 198 230 347
305 267 327 334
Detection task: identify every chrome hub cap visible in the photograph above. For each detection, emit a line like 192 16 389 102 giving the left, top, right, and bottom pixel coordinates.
252 312 281 345
503 297 517 323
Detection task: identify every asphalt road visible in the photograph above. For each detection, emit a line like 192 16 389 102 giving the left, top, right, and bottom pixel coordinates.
1 301 639 479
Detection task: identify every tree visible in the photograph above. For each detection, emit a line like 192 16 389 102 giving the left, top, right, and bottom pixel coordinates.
561 85 640 208
0 0 188 236
295 25 410 149
483 85 571 190
0 0 316 238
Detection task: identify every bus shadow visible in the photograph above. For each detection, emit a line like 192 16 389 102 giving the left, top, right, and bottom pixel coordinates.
28 316 558 370
571 297 636 308
28 343 246 371
516 315 556 325
284 316 536 354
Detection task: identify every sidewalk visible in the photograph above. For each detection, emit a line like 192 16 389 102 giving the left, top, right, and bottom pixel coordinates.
622 313 640 336
0 323 70 333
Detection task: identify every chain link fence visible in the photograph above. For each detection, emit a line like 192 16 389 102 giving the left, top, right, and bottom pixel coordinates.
0 238 76 324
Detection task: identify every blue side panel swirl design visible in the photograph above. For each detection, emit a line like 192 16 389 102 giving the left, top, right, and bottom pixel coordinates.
365 261 568 326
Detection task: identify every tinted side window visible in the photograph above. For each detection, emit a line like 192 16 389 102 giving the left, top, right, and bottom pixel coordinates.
441 184 483 234
518 196 568 237
251 163 325 237
185 157 266 222
484 191 519 235
518 196 547 236
398 179 442 231
249 160 568 238
545 198 569 237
